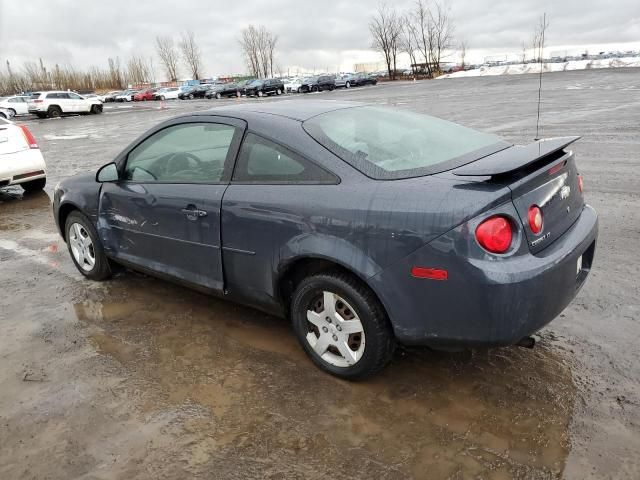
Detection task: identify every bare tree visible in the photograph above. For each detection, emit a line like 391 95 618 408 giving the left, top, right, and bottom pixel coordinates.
400 17 420 74
127 56 152 86
532 14 549 63
459 39 467 68
410 0 433 77
239 25 277 78
156 35 179 82
108 57 124 89
179 31 203 80
429 1 454 74
369 3 402 80
521 41 527 64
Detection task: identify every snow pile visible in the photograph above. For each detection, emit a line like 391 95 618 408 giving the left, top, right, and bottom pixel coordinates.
439 57 640 79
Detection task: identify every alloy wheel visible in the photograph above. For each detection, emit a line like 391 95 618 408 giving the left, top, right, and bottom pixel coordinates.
68 223 96 272
305 291 365 367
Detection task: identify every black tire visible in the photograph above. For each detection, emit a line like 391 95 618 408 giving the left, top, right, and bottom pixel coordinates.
276 88 282 95
216 92 222 99
64 211 112 281
257 90 264 97
345 81 351 88
329 85 335 91
8 108 16 116
47 106 62 118
160 95 166 101
90 104 102 114
188 94 194 100
312 86 319 93
0 112 6 119
21 177 46 193
290 271 395 380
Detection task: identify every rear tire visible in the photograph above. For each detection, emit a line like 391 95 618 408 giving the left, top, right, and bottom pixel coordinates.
216 92 222 99
290 272 395 380
47 106 62 118
90 104 102 114
21 177 46 193
8 108 16 116
65 211 112 281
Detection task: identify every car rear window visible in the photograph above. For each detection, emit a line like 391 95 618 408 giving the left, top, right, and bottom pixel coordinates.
303 106 510 179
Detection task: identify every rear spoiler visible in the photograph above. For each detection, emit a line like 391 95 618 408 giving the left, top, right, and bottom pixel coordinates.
453 136 581 177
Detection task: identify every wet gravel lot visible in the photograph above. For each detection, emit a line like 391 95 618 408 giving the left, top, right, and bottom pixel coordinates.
1 69 639 479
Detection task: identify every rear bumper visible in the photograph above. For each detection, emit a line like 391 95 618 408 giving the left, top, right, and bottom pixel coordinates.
0 149 47 186
370 205 598 348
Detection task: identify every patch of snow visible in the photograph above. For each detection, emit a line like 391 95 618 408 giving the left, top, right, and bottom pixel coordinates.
439 57 640 79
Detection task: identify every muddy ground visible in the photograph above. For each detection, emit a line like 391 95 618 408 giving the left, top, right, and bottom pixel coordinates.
0 68 638 479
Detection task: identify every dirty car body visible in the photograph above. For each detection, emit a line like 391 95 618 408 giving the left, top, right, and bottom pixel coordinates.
53 101 598 376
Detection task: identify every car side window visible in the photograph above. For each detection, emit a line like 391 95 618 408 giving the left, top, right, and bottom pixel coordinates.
232 133 337 184
68 92 82 99
124 123 237 183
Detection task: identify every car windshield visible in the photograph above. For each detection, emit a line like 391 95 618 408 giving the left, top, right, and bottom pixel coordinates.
303 106 510 179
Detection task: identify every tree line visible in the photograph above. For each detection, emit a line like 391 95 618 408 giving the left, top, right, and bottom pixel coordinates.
370 0 454 80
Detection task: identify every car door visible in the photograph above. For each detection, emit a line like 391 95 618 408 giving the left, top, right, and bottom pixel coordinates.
8 97 28 115
98 116 246 290
221 132 339 308
68 92 89 112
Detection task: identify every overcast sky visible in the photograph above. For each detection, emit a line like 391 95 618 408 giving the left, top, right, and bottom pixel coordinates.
0 0 638 78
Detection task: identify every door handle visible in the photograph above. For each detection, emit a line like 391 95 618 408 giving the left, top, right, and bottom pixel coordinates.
181 207 208 218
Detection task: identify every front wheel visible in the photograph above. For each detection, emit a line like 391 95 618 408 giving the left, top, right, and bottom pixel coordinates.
345 81 351 88
257 90 264 97
65 211 112 281
90 104 102 114
291 272 395 380
276 88 282 95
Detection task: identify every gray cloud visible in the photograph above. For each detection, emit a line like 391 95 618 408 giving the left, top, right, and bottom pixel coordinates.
0 0 638 78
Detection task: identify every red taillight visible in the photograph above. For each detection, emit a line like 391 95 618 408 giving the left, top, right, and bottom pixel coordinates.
578 175 584 193
411 267 448 280
528 205 543 234
475 216 513 253
33 99 43 103
19 125 38 149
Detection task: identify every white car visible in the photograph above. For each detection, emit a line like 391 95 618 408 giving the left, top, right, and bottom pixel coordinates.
284 77 303 93
0 107 15 120
27 91 103 119
0 95 31 116
0 117 47 192
153 87 181 100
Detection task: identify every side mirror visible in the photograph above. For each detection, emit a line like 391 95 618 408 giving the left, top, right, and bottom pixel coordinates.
96 162 119 182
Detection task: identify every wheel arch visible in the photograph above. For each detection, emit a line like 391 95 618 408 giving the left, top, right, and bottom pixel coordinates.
57 202 83 241
276 255 389 321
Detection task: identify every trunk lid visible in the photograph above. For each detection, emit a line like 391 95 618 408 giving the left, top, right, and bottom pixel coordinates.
0 124 29 155
451 137 584 253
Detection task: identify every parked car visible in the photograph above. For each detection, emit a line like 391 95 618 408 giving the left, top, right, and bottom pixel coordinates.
52 100 598 380
133 89 157 101
299 75 336 93
27 91 103 118
0 95 31 116
178 85 211 100
344 73 378 88
152 87 181 101
244 78 285 97
234 79 254 95
0 116 46 192
205 83 241 99
115 90 138 102
284 77 303 93
102 91 121 103
0 107 15 119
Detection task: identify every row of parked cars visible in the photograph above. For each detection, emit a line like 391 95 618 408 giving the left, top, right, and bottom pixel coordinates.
0 92 103 119
98 72 378 103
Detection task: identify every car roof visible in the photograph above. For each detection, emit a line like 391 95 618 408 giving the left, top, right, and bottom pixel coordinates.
208 100 364 122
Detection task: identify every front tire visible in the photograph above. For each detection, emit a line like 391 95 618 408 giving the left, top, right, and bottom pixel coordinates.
90 104 102 114
257 90 264 97
65 211 112 281
21 177 46 193
47 106 62 118
291 272 395 380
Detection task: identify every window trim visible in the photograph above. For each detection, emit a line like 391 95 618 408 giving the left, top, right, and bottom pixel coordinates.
230 131 340 186
117 117 246 185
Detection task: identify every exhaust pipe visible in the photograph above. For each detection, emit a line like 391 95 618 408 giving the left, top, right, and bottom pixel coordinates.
517 336 536 349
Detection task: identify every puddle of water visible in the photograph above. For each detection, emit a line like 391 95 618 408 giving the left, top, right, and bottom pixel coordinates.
72 274 575 478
